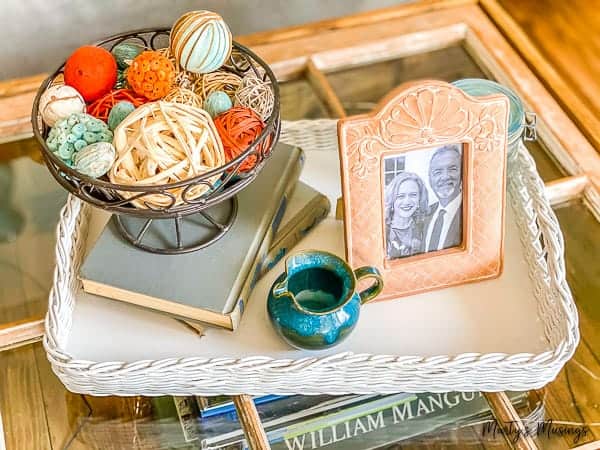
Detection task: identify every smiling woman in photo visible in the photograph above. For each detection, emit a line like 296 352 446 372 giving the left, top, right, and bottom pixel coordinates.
384 171 429 259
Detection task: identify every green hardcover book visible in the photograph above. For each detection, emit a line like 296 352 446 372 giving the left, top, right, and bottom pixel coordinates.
183 180 329 334
249 180 330 295
79 144 304 331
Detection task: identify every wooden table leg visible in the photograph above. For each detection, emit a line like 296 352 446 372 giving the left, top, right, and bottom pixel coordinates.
484 392 539 450
233 395 270 450
305 58 347 119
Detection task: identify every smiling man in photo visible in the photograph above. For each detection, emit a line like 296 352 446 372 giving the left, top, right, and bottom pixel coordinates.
424 144 463 252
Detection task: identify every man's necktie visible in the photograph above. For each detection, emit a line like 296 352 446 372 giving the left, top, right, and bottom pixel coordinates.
428 209 446 251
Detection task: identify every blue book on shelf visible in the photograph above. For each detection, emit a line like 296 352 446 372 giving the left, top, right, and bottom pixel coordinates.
199 395 289 418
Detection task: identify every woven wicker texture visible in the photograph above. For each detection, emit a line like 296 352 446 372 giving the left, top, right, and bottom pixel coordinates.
109 101 225 209
44 120 578 395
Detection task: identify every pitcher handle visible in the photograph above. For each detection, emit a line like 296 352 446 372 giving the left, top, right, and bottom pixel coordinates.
354 266 384 304
272 277 289 298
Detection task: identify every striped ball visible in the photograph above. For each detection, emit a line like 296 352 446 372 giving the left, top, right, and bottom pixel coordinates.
73 142 116 178
170 10 232 74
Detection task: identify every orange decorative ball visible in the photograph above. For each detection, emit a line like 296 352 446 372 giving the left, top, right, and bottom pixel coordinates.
127 51 175 100
64 46 117 102
87 88 149 122
213 106 267 172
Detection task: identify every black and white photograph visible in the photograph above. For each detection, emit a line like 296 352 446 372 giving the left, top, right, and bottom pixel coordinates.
383 144 464 259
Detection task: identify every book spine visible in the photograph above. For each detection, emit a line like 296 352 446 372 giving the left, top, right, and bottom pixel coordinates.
151 396 201 449
173 396 202 443
262 193 330 277
228 149 304 330
264 392 526 450
203 395 384 449
199 395 289 419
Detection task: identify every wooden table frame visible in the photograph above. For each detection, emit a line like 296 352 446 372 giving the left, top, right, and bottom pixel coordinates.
1 1 599 449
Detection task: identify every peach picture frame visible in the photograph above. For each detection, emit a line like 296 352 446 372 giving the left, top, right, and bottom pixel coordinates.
338 80 510 300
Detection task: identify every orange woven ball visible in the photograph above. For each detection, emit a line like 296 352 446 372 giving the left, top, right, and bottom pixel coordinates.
127 51 175 100
64 46 117 102
87 88 149 122
213 106 267 173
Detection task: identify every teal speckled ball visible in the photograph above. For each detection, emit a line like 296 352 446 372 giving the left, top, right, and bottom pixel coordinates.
112 43 144 70
108 101 135 130
46 112 112 166
203 91 232 118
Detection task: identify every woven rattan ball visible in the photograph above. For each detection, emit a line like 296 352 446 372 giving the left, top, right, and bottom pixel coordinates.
110 101 225 209
234 73 274 121
163 86 202 108
87 88 148 122
213 106 266 173
194 70 242 100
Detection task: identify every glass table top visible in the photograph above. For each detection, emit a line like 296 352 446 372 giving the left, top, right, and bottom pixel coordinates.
0 44 598 450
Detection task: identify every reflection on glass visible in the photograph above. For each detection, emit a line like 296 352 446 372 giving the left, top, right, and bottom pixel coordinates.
0 165 24 243
553 200 600 320
280 79 329 120
328 46 486 115
0 150 67 325
326 45 565 182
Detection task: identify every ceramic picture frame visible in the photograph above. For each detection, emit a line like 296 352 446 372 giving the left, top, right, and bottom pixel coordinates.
338 80 510 300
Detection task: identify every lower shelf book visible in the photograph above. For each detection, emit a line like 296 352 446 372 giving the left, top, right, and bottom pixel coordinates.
79 143 330 330
196 395 289 419
151 391 538 450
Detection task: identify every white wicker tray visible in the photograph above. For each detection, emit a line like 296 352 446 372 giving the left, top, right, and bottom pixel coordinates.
44 120 579 395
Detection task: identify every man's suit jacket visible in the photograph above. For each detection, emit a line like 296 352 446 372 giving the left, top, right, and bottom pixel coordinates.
423 202 462 251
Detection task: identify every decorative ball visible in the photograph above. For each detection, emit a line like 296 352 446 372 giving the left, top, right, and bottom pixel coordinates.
87 88 148 122
73 142 116 178
204 91 232 118
234 73 275 121
127 51 175 100
194 70 241 100
170 10 232 74
163 87 202 108
157 47 196 90
213 106 267 172
46 113 113 166
107 101 135 130
110 101 225 209
111 42 144 69
39 84 86 127
64 46 117 102
115 69 128 89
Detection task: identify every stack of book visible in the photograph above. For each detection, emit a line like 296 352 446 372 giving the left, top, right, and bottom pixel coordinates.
78 144 330 330
151 391 541 449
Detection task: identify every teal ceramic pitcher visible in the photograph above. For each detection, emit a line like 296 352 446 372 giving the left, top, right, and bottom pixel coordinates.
267 250 383 350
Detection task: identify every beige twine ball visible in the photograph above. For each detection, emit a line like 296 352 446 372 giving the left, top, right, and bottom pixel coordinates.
234 73 274 121
194 70 242 100
110 101 225 209
222 48 251 72
163 87 203 108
